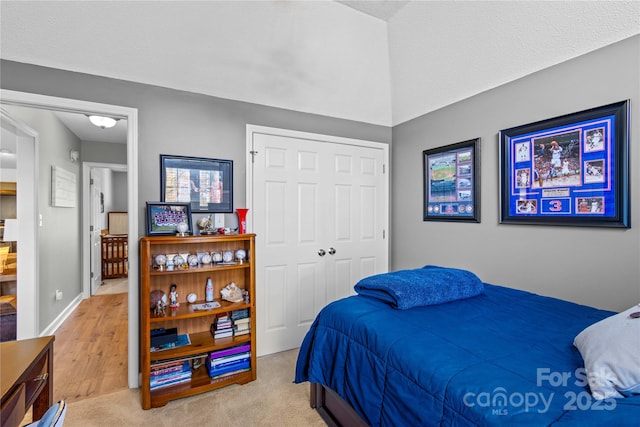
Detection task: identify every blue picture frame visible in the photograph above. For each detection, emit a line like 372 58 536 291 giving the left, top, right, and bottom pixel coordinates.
499 100 630 227
146 202 192 236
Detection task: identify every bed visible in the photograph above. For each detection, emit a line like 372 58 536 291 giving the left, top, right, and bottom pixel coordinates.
295 266 640 426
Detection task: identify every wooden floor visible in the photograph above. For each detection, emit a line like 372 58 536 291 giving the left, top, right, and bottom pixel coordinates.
53 292 128 402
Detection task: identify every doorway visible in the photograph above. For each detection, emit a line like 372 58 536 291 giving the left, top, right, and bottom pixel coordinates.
0 89 140 388
0 110 38 339
83 163 128 298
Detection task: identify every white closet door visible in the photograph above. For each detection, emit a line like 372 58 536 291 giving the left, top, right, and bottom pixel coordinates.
248 126 388 356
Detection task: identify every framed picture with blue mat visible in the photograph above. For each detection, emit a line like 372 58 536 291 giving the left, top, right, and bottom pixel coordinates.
499 100 630 228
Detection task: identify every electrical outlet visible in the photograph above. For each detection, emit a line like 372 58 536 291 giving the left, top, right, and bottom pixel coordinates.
55 289 63 301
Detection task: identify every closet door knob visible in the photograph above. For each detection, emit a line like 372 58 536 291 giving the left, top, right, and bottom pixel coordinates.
318 249 326 257
328 247 336 255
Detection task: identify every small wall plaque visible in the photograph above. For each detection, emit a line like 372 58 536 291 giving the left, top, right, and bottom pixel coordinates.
51 165 76 208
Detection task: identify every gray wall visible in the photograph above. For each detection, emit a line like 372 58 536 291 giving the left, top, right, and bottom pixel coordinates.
1 59 391 331
82 139 127 165
112 171 128 211
392 35 640 312
3 35 636 325
2 105 82 328
82 140 128 229
0 60 391 237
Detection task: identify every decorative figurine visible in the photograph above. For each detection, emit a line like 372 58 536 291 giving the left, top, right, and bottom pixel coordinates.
154 300 166 317
151 289 167 317
169 284 179 308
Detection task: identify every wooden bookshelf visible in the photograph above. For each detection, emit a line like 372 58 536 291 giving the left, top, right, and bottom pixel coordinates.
139 234 256 409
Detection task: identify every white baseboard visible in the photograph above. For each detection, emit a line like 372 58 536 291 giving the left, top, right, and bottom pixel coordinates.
40 293 84 336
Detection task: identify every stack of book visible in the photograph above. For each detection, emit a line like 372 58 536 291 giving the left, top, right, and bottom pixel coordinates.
150 360 192 390
231 309 250 336
211 313 233 339
208 344 251 379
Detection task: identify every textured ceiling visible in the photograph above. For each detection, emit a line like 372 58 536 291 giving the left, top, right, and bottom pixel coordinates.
388 1 640 125
1 1 639 128
1 0 391 126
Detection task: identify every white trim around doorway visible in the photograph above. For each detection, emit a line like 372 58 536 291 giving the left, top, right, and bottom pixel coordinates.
0 89 140 388
82 162 128 300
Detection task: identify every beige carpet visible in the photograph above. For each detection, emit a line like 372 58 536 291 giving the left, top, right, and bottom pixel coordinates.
61 348 324 426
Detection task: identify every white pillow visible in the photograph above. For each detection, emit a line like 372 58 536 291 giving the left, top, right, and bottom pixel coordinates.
574 304 640 400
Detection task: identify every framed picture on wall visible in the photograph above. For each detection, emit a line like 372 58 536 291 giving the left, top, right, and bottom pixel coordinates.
423 138 480 222
499 100 630 227
160 155 233 213
146 202 192 236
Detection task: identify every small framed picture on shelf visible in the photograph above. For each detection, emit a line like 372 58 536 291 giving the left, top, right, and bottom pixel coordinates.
160 154 233 213
423 138 480 223
499 100 630 227
146 202 192 236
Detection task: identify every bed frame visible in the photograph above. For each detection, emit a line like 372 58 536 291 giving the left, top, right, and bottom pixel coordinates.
310 383 367 427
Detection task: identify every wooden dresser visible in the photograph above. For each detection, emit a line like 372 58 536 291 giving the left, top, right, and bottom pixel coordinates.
0 336 54 427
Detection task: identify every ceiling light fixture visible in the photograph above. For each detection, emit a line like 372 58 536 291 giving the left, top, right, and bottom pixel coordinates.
88 115 117 129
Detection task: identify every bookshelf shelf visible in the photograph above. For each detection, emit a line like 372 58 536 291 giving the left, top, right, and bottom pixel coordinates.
149 332 251 362
148 262 250 277
140 234 256 409
149 299 251 323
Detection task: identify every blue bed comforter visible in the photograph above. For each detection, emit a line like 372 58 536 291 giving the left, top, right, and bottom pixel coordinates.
295 284 640 426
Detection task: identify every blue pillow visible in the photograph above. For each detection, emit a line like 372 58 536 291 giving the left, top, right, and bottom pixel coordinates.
354 265 483 309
